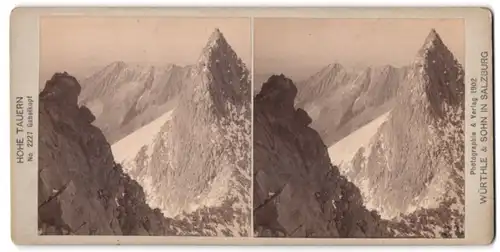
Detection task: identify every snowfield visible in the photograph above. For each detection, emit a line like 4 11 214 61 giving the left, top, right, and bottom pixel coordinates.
111 109 174 168
328 111 391 172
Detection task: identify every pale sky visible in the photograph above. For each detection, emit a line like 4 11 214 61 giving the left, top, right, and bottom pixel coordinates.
255 18 465 81
40 16 251 82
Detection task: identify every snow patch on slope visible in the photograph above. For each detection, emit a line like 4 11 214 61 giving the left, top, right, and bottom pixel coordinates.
328 111 391 172
111 109 174 169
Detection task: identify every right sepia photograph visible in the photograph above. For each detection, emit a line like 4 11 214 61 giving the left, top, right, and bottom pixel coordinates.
253 18 465 238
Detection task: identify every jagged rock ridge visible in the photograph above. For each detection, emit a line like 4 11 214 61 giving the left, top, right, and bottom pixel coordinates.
293 63 409 146
78 61 193 143
332 29 465 237
39 72 251 236
118 29 252 236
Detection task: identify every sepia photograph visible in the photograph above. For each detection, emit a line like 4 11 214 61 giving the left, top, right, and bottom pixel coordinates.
253 18 465 238
37 16 252 236
9 7 494 245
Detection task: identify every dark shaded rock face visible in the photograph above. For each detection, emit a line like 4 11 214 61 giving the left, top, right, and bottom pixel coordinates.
39 72 166 235
253 74 391 238
38 72 249 236
414 29 465 118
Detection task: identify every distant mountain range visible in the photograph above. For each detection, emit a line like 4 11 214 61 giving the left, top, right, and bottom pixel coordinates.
296 63 409 146
77 61 193 143
256 64 410 147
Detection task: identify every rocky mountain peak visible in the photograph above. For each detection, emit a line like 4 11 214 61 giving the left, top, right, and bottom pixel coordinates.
188 28 250 116
325 62 343 71
121 28 251 234
109 60 127 69
416 29 452 64
97 61 128 77
311 63 345 81
337 30 466 233
405 28 465 119
197 28 233 67
208 28 224 44
422 29 443 49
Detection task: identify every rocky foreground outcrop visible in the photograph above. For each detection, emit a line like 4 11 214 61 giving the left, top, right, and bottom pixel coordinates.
39 72 167 235
38 72 248 236
253 74 392 237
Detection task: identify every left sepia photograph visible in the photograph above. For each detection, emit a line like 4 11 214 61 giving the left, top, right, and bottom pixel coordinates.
38 16 252 236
